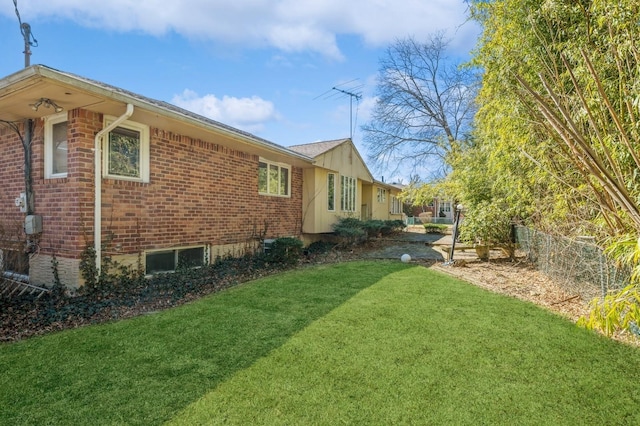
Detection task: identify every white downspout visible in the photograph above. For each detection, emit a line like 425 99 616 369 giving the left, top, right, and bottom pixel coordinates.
94 104 134 275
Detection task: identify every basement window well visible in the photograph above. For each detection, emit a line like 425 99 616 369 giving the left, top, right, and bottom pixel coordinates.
1 250 29 277
145 246 206 275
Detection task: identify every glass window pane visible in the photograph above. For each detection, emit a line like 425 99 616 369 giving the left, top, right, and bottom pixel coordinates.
109 127 140 178
52 121 68 175
269 164 279 194
178 247 204 269
346 177 355 211
280 167 289 195
340 176 345 211
346 178 351 211
145 251 175 274
328 173 335 210
258 162 268 193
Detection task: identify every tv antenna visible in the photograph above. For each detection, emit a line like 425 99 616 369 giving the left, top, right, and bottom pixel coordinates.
14 0 38 67
331 87 362 140
315 80 363 140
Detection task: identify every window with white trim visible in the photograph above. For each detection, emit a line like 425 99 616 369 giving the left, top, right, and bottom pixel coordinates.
258 159 290 196
103 117 149 182
327 173 336 211
377 188 387 203
341 175 356 212
145 246 206 275
44 112 68 178
391 196 402 214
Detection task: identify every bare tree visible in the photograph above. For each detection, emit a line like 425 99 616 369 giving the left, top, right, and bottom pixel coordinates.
362 33 478 176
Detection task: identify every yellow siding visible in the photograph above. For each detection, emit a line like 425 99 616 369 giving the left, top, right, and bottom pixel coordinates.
301 167 367 234
371 185 388 220
301 167 320 233
370 185 403 221
312 142 372 183
301 140 405 235
361 184 373 220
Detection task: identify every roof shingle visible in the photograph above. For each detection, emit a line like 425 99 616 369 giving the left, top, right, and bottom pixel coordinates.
288 138 349 158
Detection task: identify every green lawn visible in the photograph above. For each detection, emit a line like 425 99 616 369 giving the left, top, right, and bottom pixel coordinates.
1 261 639 425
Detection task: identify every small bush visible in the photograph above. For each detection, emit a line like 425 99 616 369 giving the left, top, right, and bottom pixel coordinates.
333 218 405 246
418 212 433 223
265 237 303 266
578 284 640 338
383 219 406 235
333 218 367 246
424 223 448 234
362 220 386 237
305 241 335 255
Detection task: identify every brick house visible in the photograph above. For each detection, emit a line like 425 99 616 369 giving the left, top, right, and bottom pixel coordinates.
0 65 312 288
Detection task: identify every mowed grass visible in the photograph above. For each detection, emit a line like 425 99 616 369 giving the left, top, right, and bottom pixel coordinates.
1 261 639 425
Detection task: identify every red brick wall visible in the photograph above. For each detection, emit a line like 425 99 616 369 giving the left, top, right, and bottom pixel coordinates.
101 128 303 256
0 123 28 243
33 109 101 259
1 108 303 265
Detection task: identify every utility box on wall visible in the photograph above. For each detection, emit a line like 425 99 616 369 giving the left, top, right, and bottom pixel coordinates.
25 215 43 235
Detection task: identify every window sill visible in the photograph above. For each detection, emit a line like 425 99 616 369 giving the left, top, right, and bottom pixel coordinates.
258 192 291 198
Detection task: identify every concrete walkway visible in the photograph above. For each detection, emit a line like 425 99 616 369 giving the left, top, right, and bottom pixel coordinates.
359 226 480 262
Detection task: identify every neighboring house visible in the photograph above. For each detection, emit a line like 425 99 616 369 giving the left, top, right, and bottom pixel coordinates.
289 139 403 240
428 198 456 223
407 198 456 223
0 65 313 288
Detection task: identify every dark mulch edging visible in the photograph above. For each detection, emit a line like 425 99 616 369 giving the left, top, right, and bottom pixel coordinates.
0 255 310 343
1 233 424 343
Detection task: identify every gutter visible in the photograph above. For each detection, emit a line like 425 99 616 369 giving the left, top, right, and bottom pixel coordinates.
32 66 313 164
94 103 134 275
0 66 313 165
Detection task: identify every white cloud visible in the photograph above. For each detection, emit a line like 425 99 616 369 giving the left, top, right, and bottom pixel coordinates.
3 0 479 59
171 89 279 134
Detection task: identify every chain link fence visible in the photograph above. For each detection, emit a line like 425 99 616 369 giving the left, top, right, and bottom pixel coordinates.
514 226 631 300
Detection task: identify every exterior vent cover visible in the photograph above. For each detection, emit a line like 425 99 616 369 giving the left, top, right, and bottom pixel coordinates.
263 239 276 253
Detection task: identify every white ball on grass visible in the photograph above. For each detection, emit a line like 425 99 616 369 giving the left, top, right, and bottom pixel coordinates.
401 254 411 263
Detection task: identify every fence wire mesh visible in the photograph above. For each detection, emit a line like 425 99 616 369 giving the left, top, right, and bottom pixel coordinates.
514 226 631 300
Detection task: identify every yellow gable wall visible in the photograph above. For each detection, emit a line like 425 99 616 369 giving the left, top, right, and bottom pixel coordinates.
312 141 372 182
301 140 402 236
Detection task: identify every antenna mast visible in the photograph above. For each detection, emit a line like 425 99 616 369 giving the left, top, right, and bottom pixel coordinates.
14 0 38 68
332 87 362 140
21 22 32 67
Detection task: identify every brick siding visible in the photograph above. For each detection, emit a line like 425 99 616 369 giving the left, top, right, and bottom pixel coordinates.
0 108 303 287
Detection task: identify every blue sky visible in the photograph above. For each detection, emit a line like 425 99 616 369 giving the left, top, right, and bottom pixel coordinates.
0 0 479 182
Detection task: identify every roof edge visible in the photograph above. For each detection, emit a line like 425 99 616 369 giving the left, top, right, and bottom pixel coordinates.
2 65 313 164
